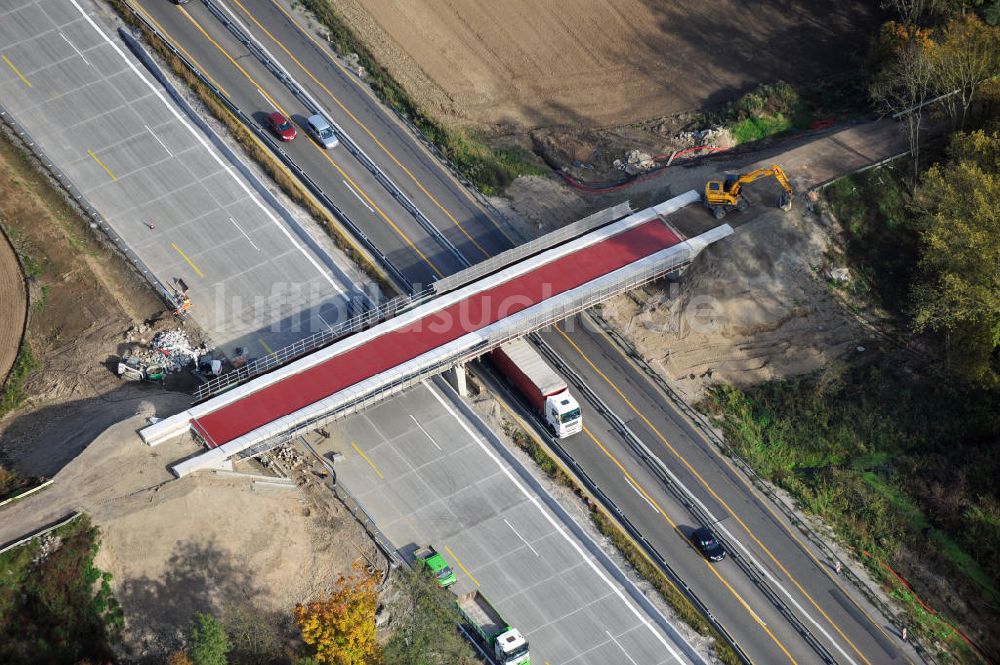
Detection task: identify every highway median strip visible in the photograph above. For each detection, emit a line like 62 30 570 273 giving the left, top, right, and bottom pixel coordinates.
484 379 742 665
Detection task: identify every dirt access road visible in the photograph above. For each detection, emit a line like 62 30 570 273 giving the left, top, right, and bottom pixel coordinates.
329 0 881 130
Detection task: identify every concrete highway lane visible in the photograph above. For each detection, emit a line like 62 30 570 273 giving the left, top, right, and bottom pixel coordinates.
312 380 703 665
128 0 486 285
538 314 918 665
0 0 362 353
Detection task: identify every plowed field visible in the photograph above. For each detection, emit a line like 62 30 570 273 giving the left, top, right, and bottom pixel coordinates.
0 229 26 387
334 0 880 129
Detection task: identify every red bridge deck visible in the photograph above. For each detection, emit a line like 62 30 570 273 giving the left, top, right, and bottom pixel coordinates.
193 219 681 447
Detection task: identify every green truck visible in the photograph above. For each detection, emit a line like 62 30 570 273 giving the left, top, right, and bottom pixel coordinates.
456 590 530 665
414 545 457 588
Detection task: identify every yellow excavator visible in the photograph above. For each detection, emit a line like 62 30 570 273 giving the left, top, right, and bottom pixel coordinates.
703 165 793 219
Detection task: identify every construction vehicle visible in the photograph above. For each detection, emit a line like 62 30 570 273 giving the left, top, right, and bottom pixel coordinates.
703 165 793 219
490 338 582 438
456 590 530 665
414 545 457 588
117 357 166 382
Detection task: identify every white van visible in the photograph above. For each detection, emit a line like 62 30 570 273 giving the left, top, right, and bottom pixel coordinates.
306 114 338 149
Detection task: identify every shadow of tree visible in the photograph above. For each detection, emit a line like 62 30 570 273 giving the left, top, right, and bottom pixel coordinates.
118 539 264 662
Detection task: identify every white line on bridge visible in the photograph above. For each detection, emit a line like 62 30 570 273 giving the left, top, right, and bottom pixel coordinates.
623 474 659 514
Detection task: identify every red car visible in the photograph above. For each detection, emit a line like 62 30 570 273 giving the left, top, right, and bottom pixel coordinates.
266 112 296 142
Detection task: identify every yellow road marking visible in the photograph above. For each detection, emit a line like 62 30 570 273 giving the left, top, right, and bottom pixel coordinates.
130 0 230 96
2 54 32 88
444 544 480 587
351 441 384 479
178 6 444 278
557 322 875 665
258 338 274 354
581 426 797 664
87 149 117 181
171 242 205 277
258 0 515 252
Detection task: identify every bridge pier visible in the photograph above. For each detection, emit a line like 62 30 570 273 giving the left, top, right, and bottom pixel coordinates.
446 362 469 398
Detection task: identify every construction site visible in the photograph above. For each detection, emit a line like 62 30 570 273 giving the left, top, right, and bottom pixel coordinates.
1 0 996 663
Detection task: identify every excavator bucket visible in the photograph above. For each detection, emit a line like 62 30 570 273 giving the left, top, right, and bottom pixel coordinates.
778 191 793 212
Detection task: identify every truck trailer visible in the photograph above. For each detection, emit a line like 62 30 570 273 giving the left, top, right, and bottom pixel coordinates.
491 338 582 438
456 590 530 665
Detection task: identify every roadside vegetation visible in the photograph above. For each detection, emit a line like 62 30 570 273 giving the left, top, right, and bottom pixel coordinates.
297 0 548 195
0 514 123 664
704 7 999 660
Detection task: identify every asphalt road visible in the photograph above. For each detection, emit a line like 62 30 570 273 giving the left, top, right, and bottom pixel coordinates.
0 0 362 353
311 379 702 665
534 315 916 665
128 0 520 286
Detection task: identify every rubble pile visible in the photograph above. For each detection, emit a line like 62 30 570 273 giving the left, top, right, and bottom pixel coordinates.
118 328 212 380
150 330 204 372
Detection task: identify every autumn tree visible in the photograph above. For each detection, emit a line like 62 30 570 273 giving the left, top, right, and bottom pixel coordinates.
293 565 380 665
167 652 195 665
928 15 1000 128
912 129 1000 384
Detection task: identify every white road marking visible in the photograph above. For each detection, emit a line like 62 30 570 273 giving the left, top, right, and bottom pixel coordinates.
342 179 374 213
504 518 540 557
144 124 172 157
425 382 689 664
229 217 260 251
66 0 345 295
257 87 280 112
60 32 89 65
606 631 640 665
409 414 441 450
623 474 659 514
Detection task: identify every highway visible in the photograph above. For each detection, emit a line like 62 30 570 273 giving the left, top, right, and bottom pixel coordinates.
311 378 702 665
1 0 920 663
0 0 366 353
100 1 921 664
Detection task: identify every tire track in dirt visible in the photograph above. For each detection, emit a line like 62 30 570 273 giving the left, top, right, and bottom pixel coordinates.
0 227 28 389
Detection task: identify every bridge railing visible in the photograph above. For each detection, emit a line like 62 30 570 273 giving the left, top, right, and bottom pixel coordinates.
193 288 435 401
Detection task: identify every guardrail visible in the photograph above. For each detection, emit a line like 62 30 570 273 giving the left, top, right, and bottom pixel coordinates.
201 0 471 271
586 309 938 665
0 104 181 313
193 288 435 401
116 2 413 294
0 512 82 556
534 331 837 664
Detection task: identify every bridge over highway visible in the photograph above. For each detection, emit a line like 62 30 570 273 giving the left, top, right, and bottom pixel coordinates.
143 191 732 475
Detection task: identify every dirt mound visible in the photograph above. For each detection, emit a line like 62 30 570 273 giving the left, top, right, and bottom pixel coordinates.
602 205 866 399
329 0 880 131
0 227 26 388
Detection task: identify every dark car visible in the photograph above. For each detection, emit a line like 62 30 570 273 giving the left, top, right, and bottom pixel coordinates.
266 112 296 142
691 527 726 562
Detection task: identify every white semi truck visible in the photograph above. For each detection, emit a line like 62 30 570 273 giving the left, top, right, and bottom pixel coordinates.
456 590 531 665
491 338 582 438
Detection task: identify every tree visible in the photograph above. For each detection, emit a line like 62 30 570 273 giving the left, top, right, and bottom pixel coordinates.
382 567 478 665
223 601 283 665
168 652 195 665
928 15 1000 128
912 130 1000 384
871 29 937 180
188 612 232 665
293 565 380 665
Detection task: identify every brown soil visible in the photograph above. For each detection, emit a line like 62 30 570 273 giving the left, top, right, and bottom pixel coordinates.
0 226 26 387
0 133 181 476
323 0 880 132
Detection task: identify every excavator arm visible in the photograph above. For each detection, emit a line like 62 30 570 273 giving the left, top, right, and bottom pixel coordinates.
703 164 793 219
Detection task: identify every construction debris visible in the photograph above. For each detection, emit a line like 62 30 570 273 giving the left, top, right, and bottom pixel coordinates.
117 328 213 381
